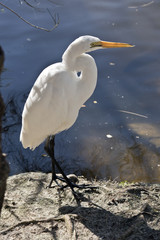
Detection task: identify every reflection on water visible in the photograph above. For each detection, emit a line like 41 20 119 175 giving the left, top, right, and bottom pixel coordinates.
129 122 160 148
119 142 160 183
81 135 160 183
0 0 160 183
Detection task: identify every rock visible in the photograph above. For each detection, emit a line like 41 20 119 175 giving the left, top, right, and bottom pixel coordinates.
0 172 159 239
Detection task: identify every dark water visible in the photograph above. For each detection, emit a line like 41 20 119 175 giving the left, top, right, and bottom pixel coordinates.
0 0 160 182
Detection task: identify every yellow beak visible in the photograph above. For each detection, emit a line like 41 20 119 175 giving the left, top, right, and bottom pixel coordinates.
100 41 134 48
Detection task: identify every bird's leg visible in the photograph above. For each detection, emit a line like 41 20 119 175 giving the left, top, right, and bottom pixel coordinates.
45 136 81 203
45 136 66 187
45 136 96 204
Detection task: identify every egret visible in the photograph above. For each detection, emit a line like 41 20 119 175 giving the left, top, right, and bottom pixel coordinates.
20 35 133 201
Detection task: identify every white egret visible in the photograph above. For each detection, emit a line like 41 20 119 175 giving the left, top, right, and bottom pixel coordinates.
20 35 133 201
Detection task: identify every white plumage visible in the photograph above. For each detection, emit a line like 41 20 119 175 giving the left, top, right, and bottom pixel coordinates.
20 35 133 150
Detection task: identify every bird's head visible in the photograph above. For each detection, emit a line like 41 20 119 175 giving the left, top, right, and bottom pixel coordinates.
78 35 134 53
62 35 134 66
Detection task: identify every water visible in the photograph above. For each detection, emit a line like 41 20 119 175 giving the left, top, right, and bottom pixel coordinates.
0 0 160 182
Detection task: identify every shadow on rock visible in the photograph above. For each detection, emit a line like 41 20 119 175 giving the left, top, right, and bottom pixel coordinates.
59 205 160 240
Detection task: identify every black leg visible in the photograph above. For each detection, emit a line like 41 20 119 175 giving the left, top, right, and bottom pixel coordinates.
44 136 65 188
45 136 81 203
44 135 96 204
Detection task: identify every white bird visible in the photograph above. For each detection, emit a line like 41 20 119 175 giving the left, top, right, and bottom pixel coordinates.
20 35 133 202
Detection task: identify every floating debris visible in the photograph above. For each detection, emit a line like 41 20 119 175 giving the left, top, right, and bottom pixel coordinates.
109 62 115 66
117 110 148 119
106 134 113 138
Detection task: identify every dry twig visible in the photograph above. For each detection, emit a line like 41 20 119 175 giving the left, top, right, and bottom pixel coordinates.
0 214 78 236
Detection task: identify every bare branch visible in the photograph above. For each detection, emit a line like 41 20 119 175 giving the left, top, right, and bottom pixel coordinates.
0 2 59 32
23 0 39 9
23 0 45 12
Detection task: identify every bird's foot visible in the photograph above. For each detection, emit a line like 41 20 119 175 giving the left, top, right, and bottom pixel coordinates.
48 174 96 190
47 174 97 204
47 174 66 188
61 181 96 205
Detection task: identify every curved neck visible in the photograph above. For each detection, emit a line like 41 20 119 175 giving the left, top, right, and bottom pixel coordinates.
62 41 85 70
76 54 97 105
63 48 97 106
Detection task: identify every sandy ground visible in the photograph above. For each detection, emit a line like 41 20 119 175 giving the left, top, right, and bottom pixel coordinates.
0 172 160 240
